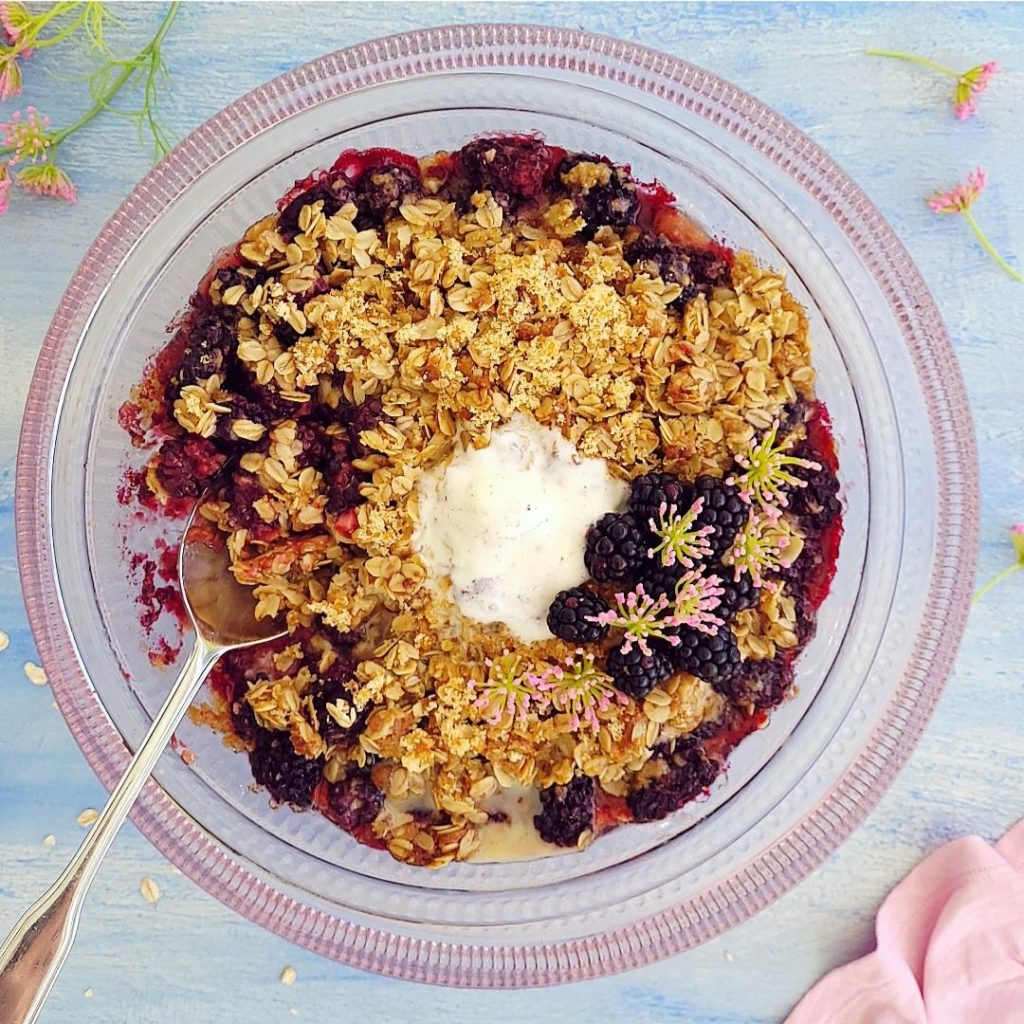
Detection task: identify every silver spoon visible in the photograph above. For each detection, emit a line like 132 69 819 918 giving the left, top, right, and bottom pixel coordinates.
0 501 286 1023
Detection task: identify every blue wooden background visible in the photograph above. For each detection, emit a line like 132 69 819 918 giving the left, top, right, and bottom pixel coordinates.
1 4 1022 1021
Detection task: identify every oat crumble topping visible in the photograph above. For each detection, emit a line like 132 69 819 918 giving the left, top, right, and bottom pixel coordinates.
124 137 842 867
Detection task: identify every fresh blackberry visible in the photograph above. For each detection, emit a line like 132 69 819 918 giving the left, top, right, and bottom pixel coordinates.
673 626 741 687
278 170 358 238
784 443 841 530
623 232 697 308
534 774 595 847
355 162 422 228
606 643 675 699
546 587 609 643
638 562 686 600
715 570 759 620
584 512 646 582
249 731 324 808
629 471 693 525
557 154 640 233
325 767 384 832
690 475 747 559
627 741 720 822
716 656 794 710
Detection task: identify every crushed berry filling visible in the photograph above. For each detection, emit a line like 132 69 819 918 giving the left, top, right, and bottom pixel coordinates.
154 437 226 500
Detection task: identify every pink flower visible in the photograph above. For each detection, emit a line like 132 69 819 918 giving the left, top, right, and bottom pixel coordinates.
0 162 11 215
926 168 1021 281
956 62 1001 120
927 167 986 214
976 523 1024 601
14 161 76 203
1 106 53 163
867 50 1000 122
0 2 20 44
0 49 24 101
1012 524 1024 561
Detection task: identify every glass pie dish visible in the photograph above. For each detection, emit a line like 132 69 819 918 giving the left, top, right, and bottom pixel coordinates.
16 24 978 986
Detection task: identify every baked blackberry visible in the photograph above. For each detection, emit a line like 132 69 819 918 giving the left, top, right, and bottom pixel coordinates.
715 570 760 620
534 774 595 847
584 512 646 582
153 437 226 500
355 161 422 228
606 643 675 699
170 313 235 394
325 767 384 832
459 134 556 209
277 170 357 238
624 231 697 309
557 154 640 233
627 741 720 822
690 475 747 559
716 656 794 710
629 471 693 525
685 243 733 290
249 731 324 808
547 587 610 643
673 626 741 686
784 443 841 531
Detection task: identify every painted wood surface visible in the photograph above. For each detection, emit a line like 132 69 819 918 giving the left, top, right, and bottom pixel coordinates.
1 4 1022 1021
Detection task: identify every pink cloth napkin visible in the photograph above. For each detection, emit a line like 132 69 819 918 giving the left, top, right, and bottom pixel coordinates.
786 819 1024 1024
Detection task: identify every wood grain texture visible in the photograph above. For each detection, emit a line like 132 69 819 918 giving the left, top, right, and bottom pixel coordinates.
1 3 1022 1021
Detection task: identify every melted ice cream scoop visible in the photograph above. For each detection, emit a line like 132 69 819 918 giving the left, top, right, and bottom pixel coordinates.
414 416 627 642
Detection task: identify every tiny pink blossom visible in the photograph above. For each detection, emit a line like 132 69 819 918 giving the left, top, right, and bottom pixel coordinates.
14 161 76 203
0 162 11 215
1012 524 1024 561
0 49 24 101
954 97 977 122
1 106 53 163
0 2 19 44
927 167 986 214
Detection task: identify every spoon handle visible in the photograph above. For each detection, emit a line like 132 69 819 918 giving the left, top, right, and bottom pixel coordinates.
0 638 219 1024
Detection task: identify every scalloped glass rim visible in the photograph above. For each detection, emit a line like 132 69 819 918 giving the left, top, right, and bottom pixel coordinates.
15 24 977 986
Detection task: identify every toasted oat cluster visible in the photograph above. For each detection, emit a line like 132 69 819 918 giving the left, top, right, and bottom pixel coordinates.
127 136 842 867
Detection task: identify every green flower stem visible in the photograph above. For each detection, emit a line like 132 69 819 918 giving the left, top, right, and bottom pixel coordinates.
0 1 178 159
866 49 960 78
962 209 1024 282
973 562 1022 602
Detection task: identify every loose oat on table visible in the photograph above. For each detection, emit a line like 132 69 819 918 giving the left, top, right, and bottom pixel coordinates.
76 808 99 828
0 629 9 653
139 877 160 904
23 661 47 686
124 135 843 867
